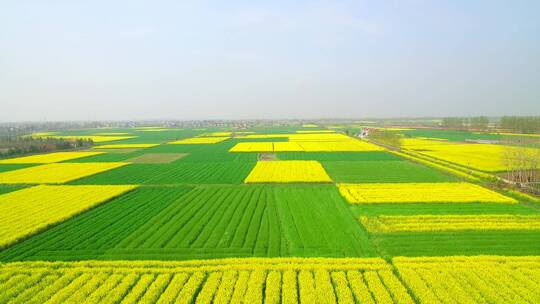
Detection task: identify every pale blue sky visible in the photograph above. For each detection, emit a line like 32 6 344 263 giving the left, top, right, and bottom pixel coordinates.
1 1 539 121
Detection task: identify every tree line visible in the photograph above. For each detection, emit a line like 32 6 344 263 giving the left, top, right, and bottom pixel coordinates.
0 136 93 158
441 116 540 134
500 116 540 134
441 117 490 130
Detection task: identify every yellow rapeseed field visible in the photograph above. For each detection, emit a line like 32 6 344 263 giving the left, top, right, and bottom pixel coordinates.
93 144 159 149
287 133 355 142
230 138 383 152
394 256 540 304
229 142 274 152
400 138 454 150
338 182 517 204
273 142 303 152
0 162 128 184
400 139 540 172
235 133 353 141
0 257 414 304
168 137 230 144
0 151 103 164
420 144 540 172
245 161 332 183
296 140 383 152
361 214 540 232
0 185 137 249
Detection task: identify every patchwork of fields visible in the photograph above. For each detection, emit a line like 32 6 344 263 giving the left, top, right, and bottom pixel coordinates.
0 126 539 303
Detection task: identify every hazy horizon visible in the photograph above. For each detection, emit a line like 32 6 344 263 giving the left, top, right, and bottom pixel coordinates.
1 1 539 122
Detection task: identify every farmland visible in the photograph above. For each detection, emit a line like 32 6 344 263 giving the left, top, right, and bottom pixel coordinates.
0 125 539 302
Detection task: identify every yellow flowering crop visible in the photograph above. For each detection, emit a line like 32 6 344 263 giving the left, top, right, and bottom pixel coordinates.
229 139 383 152
338 182 517 204
229 142 274 152
296 140 383 151
400 138 453 150
168 137 230 144
0 151 103 164
273 142 304 152
28 131 57 137
401 139 540 172
394 256 540 304
93 144 158 149
235 133 354 141
0 184 137 248
302 124 318 127
0 162 128 184
361 214 540 233
244 161 332 183
0 257 415 303
288 133 354 141
420 144 540 172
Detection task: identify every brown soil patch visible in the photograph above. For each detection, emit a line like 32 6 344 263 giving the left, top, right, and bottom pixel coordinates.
127 153 189 164
258 153 278 161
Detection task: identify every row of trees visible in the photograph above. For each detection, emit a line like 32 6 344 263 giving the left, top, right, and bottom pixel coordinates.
0 136 93 158
500 116 540 134
440 116 540 134
502 145 540 185
441 117 490 130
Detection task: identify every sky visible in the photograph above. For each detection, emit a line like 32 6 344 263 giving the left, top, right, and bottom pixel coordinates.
1 0 539 121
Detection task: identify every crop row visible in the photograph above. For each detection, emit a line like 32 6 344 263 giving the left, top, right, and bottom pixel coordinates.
394 256 540 303
70 162 255 185
0 258 412 304
0 151 103 164
244 161 332 183
400 138 540 172
0 185 137 249
0 162 128 184
322 160 455 183
360 214 540 232
373 231 540 257
2 256 539 303
0 186 375 261
230 140 382 152
338 182 517 204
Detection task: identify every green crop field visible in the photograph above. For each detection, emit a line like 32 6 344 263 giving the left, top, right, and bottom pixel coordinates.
0 185 375 261
322 160 456 183
70 162 255 185
1 125 539 303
